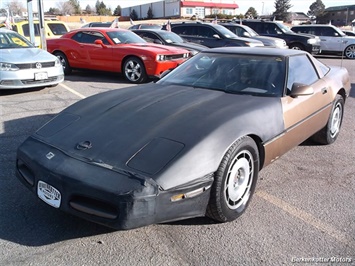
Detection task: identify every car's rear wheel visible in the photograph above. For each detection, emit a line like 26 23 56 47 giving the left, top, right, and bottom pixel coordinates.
312 95 344 145
206 136 259 222
54 51 72 75
123 57 147 83
344 44 355 59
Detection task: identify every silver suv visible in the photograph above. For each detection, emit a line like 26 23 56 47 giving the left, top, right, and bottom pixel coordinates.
291 24 355 59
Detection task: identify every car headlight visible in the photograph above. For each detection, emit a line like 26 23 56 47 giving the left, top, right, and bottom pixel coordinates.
156 54 166 61
307 38 320 45
275 40 286 48
0 62 19 71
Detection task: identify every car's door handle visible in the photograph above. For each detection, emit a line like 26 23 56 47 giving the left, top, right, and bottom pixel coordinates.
321 87 328 94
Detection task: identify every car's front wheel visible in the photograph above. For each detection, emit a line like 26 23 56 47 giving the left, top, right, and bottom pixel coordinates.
312 95 344 145
123 57 147 83
289 43 305 50
344 44 355 59
53 51 72 75
207 136 259 222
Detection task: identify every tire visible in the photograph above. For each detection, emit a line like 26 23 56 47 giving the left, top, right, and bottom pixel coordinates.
54 51 72 75
289 43 304 50
123 57 147 83
312 95 344 145
344 44 355 59
206 136 259 222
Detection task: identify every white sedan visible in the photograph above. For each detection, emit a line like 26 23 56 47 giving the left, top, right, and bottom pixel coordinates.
0 28 64 90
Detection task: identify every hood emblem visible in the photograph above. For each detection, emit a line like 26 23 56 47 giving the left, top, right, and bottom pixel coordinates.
35 62 42 69
46 152 55 160
76 141 92 150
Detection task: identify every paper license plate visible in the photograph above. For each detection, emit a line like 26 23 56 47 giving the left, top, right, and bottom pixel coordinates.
37 181 61 208
35 72 48 80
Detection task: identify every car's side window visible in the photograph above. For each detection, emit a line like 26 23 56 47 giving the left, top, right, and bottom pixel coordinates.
173 26 196 36
47 24 68 36
287 55 319 94
22 23 40 37
145 32 160 43
138 32 156 43
231 27 244 36
264 24 279 35
320 27 338 37
246 22 262 33
239 28 248 36
198 27 216 38
72 31 109 44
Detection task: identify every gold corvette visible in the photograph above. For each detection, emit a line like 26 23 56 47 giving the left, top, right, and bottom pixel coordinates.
16 47 351 229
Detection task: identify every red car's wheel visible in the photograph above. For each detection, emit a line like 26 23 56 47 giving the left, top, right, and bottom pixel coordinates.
54 51 72 75
123 57 147 84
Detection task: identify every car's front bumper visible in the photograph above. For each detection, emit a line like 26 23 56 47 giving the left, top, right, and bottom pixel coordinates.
16 137 213 230
145 59 188 79
0 67 64 90
308 44 321 55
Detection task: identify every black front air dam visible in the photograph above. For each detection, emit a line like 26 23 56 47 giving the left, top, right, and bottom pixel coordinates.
16 137 212 230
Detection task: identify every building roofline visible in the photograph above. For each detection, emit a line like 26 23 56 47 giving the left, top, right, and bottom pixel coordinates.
181 1 238 9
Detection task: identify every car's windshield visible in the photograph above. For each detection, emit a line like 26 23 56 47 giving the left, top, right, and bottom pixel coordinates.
245 26 258 36
158 31 184 43
107 31 147 44
0 31 34 48
277 22 292 33
158 52 286 97
214 24 239 38
333 26 346 37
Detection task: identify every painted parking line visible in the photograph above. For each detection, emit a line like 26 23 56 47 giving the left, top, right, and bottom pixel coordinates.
59 83 86 99
256 190 355 249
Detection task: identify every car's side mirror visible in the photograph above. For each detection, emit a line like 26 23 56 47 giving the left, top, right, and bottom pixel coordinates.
243 32 251 37
94 39 106 47
213 34 221 39
154 39 163 45
290 82 314 97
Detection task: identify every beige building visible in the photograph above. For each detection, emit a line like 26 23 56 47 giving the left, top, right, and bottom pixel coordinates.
121 0 239 19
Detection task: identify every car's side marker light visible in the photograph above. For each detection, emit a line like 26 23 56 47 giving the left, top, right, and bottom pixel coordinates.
171 185 211 202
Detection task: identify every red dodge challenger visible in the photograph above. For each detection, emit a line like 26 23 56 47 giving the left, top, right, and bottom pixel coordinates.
46 28 190 83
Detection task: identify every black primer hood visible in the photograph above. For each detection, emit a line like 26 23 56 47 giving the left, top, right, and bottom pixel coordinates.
34 83 284 189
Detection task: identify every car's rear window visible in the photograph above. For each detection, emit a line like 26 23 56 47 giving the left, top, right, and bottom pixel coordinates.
47 23 68 35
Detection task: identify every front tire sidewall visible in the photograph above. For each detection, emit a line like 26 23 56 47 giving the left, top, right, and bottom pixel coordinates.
208 136 259 222
123 57 147 84
290 43 304 51
312 95 344 145
325 95 344 144
54 51 72 75
344 45 355 59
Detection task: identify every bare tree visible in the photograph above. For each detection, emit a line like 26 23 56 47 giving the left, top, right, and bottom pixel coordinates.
4 0 25 16
57 1 75 15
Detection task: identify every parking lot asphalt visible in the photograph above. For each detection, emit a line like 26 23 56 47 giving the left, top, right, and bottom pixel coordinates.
0 56 354 265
